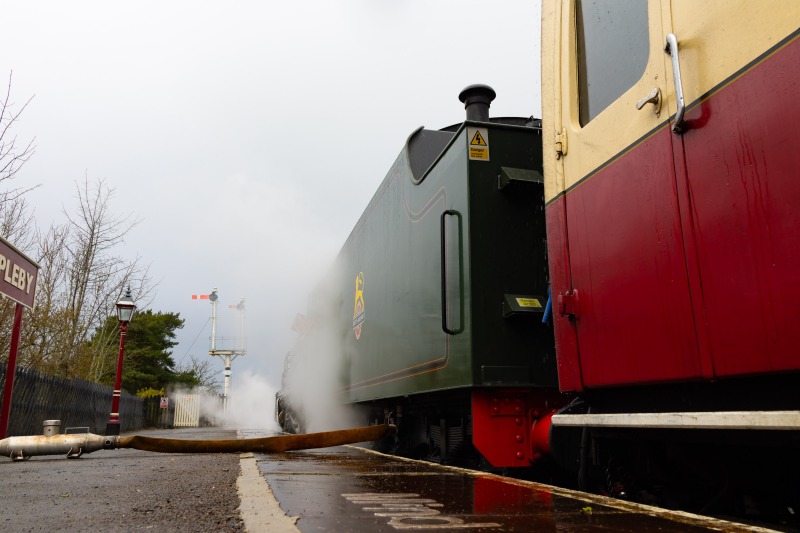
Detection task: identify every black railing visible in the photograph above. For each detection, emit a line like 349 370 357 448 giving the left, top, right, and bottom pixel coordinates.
142 396 174 428
0 366 143 436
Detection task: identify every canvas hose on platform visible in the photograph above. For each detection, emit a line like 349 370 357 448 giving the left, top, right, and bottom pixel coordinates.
0 424 397 460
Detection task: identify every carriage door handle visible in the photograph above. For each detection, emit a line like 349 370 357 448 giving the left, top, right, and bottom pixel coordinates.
636 87 662 116
664 33 687 133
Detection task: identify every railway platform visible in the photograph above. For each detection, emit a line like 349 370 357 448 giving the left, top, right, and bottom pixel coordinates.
245 431 775 533
0 426 779 532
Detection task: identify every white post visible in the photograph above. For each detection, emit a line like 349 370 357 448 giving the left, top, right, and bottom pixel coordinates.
239 298 246 353
210 288 218 351
223 353 232 411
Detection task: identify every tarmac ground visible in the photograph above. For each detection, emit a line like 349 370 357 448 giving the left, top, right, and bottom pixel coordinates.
0 427 244 532
0 426 778 532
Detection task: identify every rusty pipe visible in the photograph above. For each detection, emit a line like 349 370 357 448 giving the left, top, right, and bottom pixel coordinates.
0 424 396 460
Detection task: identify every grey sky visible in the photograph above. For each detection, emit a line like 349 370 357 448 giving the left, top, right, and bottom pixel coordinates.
1 1 542 390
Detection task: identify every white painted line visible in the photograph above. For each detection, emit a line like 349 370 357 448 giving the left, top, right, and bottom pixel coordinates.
342 492 501 529
237 451 301 533
551 411 800 430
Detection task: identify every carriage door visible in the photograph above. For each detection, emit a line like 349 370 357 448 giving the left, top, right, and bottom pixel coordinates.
664 2 800 377
558 0 704 388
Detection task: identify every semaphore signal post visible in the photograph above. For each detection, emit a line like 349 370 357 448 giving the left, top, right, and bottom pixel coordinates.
191 288 246 412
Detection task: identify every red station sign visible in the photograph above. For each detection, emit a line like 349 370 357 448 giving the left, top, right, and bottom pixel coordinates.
0 236 38 309
0 236 39 439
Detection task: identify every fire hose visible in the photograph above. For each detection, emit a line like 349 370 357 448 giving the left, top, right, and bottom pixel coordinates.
0 424 396 461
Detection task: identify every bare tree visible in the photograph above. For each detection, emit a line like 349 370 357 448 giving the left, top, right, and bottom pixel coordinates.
0 74 156 382
50 177 154 377
0 71 37 359
17 224 69 369
0 71 36 203
8 178 154 378
0 71 37 250
177 355 221 394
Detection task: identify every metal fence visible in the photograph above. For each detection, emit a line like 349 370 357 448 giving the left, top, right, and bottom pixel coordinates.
0 366 143 437
142 396 178 428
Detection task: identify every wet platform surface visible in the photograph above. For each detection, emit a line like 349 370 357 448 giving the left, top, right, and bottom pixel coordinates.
253 444 763 532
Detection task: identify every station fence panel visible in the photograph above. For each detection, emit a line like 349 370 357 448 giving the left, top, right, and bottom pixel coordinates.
0 365 143 437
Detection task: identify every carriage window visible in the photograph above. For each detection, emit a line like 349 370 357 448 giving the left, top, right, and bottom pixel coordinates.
576 0 649 125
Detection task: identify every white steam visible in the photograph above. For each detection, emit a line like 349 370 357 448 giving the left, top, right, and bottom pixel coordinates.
281 262 367 433
172 267 370 435
224 370 281 430
168 370 281 431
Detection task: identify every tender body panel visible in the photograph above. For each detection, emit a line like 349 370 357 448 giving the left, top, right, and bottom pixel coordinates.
328 122 554 404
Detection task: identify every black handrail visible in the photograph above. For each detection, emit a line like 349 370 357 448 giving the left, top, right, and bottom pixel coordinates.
440 210 465 335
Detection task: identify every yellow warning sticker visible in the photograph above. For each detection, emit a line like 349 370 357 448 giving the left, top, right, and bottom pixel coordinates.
516 297 542 308
470 130 487 146
467 127 489 161
469 147 489 160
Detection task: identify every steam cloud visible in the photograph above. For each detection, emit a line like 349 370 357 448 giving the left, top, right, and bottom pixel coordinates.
168 370 280 431
280 261 366 433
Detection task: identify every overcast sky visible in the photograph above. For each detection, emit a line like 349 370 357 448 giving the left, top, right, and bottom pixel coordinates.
1 1 542 393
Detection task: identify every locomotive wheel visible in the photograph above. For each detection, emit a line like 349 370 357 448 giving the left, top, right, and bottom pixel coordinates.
284 411 303 434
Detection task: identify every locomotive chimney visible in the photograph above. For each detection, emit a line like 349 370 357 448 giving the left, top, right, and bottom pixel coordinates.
458 84 496 122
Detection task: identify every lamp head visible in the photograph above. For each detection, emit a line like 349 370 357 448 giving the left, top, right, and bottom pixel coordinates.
116 287 137 323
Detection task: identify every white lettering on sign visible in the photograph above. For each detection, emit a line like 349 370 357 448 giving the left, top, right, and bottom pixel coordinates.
0 253 35 293
342 493 501 530
0 236 39 309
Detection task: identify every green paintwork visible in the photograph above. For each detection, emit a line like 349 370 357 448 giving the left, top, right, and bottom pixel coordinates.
308 121 555 404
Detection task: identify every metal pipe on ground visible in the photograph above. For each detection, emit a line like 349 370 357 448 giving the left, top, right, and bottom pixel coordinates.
0 433 114 460
0 424 396 460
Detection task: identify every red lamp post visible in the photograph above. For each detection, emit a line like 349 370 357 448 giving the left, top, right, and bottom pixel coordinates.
105 287 136 436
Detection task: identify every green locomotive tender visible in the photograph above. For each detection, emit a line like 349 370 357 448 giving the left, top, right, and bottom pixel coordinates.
277 85 564 467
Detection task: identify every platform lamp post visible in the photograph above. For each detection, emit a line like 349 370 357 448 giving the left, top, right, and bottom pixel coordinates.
105 287 137 436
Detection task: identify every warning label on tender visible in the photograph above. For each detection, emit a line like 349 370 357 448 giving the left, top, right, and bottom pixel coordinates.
516 297 542 308
467 127 489 161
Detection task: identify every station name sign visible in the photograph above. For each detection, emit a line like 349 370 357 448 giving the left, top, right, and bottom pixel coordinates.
0 236 39 309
